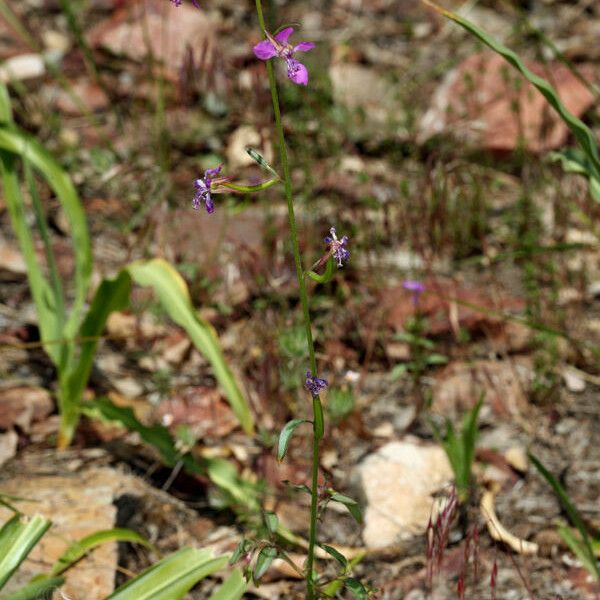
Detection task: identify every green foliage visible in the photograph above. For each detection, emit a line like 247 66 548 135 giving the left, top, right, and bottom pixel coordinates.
327 388 355 424
529 453 600 581
430 396 483 502
425 0 600 201
107 548 228 600
0 84 253 445
0 512 164 600
0 514 51 592
207 569 246 600
277 419 309 461
85 397 260 513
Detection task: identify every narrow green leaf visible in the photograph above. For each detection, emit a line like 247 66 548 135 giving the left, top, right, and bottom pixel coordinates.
106 548 228 600
229 539 251 565
208 569 246 600
277 419 309 461
306 257 335 284
0 152 61 365
329 493 363 524
126 259 254 435
0 126 92 339
319 544 348 569
50 528 150 576
282 481 311 495
0 514 51 590
253 546 277 583
344 577 368 600
58 271 132 447
264 512 278 535
2 576 65 600
424 0 600 190
529 452 599 579
557 525 600 581
246 147 280 177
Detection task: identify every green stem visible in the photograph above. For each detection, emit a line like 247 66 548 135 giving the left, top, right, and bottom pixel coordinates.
254 1 323 596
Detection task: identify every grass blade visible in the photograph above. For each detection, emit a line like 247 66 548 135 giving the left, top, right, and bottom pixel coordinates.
50 528 150 576
0 514 51 590
1 576 65 600
207 569 246 600
423 0 600 190
106 547 228 600
126 258 254 435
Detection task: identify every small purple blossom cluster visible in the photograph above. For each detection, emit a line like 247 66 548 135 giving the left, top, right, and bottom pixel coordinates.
170 0 201 8
305 371 328 397
325 227 350 267
192 165 223 214
253 28 315 86
402 279 425 306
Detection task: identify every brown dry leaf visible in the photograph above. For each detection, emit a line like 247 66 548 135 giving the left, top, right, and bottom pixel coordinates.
419 53 596 152
0 386 53 432
87 0 216 80
153 386 239 438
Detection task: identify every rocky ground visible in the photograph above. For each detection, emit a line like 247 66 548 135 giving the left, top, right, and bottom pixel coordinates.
1 0 600 598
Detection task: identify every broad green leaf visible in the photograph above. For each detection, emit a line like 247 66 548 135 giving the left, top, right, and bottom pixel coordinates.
126 259 254 435
344 577 368 600
50 528 150 576
2 576 65 600
424 0 600 193
106 547 228 600
58 271 132 448
208 569 246 600
0 514 51 590
277 419 309 461
319 544 348 569
329 493 363 524
253 546 277 583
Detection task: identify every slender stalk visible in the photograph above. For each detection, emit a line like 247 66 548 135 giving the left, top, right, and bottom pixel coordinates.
254 1 323 596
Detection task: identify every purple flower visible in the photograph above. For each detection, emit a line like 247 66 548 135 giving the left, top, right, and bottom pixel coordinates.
193 165 223 214
403 280 425 306
325 227 350 267
253 27 315 86
305 371 328 397
170 0 201 7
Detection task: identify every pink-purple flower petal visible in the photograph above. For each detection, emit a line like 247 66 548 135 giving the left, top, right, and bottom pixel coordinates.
287 60 309 85
253 39 277 60
294 41 315 53
274 27 294 44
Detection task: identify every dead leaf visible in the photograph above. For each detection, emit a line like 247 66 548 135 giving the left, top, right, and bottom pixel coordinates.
0 387 53 432
153 387 239 438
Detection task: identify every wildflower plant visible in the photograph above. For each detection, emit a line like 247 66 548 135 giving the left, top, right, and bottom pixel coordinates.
174 0 364 594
